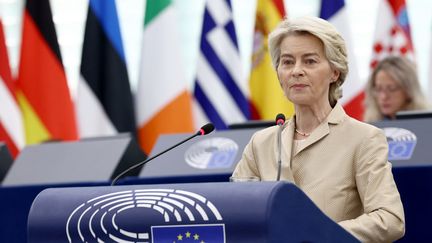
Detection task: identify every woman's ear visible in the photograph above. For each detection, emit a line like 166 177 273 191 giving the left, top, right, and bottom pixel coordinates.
331 69 340 83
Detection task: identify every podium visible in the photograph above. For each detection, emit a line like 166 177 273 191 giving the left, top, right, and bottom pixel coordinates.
28 182 358 242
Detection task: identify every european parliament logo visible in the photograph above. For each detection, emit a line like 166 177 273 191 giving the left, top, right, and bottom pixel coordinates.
66 189 225 243
383 127 417 160
185 137 238 169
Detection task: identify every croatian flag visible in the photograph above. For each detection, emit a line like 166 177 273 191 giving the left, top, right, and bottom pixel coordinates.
370 0 414 69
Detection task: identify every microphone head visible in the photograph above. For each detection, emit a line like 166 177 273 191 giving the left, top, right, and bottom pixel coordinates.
198 123 215 135
275 113 286 126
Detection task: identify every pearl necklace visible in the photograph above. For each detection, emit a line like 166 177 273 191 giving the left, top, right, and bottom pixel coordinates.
295 129 310 137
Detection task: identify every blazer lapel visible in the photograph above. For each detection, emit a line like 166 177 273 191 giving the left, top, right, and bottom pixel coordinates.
293 103 346 156
281 120 295 182
294 121 329 156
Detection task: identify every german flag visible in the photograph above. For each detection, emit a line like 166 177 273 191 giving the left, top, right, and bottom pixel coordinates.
17 0 77 144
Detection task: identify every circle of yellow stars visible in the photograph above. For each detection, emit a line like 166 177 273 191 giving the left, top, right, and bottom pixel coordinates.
172 231 205 243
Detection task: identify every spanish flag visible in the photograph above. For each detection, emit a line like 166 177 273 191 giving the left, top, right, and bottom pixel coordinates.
249 0 294 120
17 0 77 144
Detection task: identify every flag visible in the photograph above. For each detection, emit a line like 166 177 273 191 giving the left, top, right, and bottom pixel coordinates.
429 21 432 99
320 0 363 120
152 224 225 242
136 0 194 154
0 20 24 157
76 0 137 139
370 0 414 69
193 0 251 130
249 0 294 120
17 0 77 144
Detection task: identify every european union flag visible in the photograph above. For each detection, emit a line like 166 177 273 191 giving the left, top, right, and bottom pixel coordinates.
152 224 225 243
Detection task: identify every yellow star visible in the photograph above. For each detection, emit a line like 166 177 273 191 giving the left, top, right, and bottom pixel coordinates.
193 233 199 240
185 231 191 238
200 241 205 243
177 234 183 240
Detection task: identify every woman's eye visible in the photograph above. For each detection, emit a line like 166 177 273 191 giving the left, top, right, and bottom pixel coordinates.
282 59 293 65
305 59 317 64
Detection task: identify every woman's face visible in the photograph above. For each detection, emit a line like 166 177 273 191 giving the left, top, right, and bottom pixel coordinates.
276 33 339 107
373 70 409 118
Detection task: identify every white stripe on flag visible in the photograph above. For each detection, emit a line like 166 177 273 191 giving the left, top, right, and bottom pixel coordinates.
0 77 24 148
76 77 116 137
327 7 362 105
196 53 246 123
206 0 231 26
430 27 432 98
207 27 246 94
192 99 210 130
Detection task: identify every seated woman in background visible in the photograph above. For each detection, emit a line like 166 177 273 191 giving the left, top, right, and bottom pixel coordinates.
364 56 430 122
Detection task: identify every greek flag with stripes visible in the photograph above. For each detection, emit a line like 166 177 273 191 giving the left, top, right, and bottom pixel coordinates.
193 0 251 130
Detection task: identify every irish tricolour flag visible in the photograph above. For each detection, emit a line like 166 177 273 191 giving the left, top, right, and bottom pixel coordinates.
136 0 194 154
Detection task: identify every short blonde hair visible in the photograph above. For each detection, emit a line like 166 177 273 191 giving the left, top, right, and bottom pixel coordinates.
268 16 348 107
364 56 430 122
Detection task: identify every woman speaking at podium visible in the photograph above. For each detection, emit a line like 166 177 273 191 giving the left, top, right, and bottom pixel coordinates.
232 16 404 242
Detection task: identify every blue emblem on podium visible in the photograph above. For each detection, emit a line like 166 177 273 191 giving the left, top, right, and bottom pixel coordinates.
185 138 238 169
152 224 225 242
64 189 224 242
383 127 417 161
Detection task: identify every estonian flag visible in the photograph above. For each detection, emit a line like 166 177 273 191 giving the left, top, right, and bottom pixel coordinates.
76 0 137 139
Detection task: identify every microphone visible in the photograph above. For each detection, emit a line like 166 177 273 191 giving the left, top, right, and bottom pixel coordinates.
275 113 285 181
111 123 215 186
276 113 285 126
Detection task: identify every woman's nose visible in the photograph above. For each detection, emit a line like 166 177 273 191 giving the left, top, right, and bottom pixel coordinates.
377 91 390 100
291 63 304 77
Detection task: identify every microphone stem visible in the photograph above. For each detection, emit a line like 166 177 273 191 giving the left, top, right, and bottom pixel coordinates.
276 125 283 181
111 132 199 186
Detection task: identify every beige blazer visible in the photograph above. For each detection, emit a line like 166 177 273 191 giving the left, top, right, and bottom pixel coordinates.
233 103 405 242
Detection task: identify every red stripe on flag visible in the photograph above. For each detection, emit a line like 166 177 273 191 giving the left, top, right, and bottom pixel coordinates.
343 92 365 121
272 0 286 17
388 0 405 16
